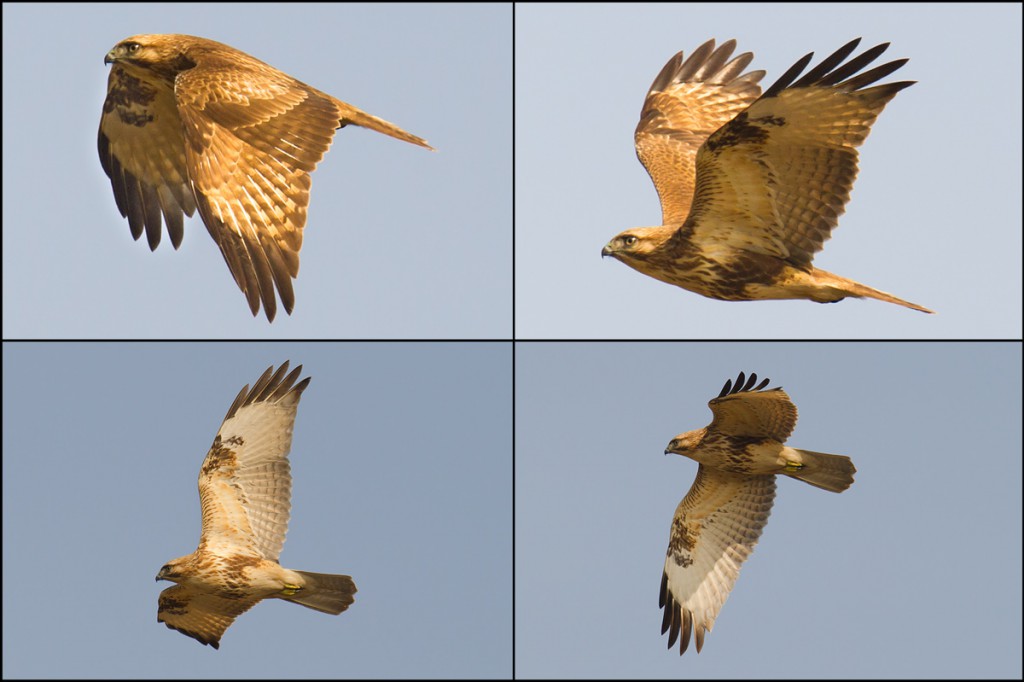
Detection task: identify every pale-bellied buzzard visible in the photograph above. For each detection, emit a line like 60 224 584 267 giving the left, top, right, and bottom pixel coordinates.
156 362 356 649
659 372 856 654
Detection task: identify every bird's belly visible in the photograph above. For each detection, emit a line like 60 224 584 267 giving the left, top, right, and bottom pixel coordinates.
739 441 791 473
639 249 792 302
742 266 847 303
696 437 788 474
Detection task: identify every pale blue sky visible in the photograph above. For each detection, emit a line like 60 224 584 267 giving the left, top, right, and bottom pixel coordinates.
516 342 1022 678
2 343 511 677
516 3 1023 338
2 3 511 338
2 3 1023 680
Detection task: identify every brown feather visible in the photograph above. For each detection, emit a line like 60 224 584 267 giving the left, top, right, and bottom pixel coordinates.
658 374 853 654
98 34 432 321
603 38 931 313
156 363 356 649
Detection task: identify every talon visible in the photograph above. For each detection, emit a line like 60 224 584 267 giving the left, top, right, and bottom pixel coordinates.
281 582 302 596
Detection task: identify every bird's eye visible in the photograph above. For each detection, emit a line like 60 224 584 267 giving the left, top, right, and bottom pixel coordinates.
624 236 638 246
126 42 140 53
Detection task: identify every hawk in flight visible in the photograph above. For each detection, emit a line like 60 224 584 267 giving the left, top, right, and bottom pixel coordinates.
602 38 932 313
156 362 356 649
99 34 433 321
659 372 856 654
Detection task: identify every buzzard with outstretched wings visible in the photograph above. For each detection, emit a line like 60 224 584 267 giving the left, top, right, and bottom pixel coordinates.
659 372 856 654
156 362 355 649
602 38 931 313
99 34 433 321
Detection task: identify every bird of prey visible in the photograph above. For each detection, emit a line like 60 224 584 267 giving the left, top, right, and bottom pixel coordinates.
156 362 356 649
98 34 433 321
659 371 856 655
602 38 932 313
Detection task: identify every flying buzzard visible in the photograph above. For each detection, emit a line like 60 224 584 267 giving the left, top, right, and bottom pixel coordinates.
659 372 856 654
99 34 433 321
602 38 932 313
156 362 356 649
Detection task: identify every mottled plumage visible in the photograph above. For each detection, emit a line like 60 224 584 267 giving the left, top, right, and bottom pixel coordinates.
602 38 932 313
156 362 356 649
659 372 855 655
98 34 433 321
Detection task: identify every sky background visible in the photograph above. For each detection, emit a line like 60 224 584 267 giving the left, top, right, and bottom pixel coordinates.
2 3 511 339
516 3 1023 339
2 342 512 678
516 342 1022 678
2 3 1022 680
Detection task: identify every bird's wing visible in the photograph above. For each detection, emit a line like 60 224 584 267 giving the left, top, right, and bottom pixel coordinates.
682 38 913 266
196 362 310 562
157 582 260 649
97 64 197 251
174 61 349 321
635 39 764 227
707 371 797 441
661 466 776 654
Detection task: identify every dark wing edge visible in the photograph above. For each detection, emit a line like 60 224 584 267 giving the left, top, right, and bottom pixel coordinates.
760 37 914 102
660 570 702 655
221 362 310 424
716 371 778 399
640 39 764 113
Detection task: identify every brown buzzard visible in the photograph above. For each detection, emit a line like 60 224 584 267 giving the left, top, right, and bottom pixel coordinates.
659 371 856 654
602 38 932 313
99 34 433 321
156 362 356 649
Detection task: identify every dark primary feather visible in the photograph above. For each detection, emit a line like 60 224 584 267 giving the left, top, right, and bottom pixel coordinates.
761 38 914 99
718 371 773 399
220 361 310 423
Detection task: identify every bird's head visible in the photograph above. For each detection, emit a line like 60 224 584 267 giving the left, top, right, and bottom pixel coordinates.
601 227 670 264
104 35 198 79
665 429 705 457
155 557 188 583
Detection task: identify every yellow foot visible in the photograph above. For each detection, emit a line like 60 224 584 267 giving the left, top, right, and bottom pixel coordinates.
783 461 804 473
280 583 303 597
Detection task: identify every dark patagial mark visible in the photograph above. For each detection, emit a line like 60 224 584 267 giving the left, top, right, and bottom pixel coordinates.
201 436 239 476
667 515 699 555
